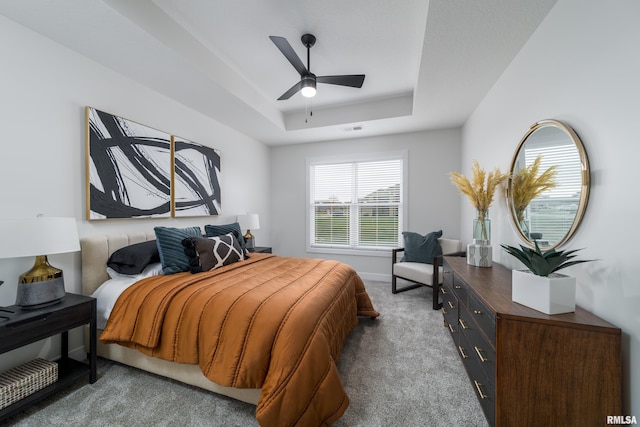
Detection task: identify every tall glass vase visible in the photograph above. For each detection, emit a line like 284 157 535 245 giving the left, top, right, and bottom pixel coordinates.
473 210 491 244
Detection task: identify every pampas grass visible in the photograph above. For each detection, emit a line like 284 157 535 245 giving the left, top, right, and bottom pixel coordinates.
511 156 557 223
450 161 506 216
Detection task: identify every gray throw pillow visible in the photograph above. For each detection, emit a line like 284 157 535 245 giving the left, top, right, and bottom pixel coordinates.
154 226 202 274
401 230 443 264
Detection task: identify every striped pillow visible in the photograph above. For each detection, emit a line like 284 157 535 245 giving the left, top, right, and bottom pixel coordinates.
154 226 202 274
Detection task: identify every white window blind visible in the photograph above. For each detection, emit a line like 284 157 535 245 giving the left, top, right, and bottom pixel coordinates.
309 156 404 251
523 142 581 243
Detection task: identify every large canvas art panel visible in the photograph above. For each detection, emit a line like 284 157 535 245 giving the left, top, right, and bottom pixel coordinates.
173 136 221 217
86 107 172 220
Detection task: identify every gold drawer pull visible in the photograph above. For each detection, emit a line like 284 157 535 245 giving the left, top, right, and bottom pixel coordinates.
458 318 469 330
448 324 456 334
454 285 461 289
458 346 468 359
440 287 448 294
474 346 489 363
442 307 448 315
473 310 482 315
448 301 455 309
474 380 489 399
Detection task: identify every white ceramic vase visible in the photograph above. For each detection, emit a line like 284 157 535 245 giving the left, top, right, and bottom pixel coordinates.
511 269 576 315
467 240 492 267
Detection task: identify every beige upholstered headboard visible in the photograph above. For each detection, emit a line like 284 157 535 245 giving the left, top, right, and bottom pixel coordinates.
80 232 156 296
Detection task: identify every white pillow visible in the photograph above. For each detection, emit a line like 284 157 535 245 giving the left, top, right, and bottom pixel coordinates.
106 262 163 280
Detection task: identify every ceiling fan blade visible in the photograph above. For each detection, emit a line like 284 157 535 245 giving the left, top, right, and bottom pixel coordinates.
277 81 303 100
269 36 308 76
316 75 365 88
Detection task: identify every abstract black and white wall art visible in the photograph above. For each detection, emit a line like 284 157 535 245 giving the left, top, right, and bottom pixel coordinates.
86 107 172 219
173 136 221 217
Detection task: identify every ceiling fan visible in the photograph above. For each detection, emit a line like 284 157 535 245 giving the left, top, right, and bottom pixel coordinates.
269 34 365 100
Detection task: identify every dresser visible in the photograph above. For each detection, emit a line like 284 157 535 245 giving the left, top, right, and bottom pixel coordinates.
440 256 621 426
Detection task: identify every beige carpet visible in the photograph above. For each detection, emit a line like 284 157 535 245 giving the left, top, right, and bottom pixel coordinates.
6 281 488 427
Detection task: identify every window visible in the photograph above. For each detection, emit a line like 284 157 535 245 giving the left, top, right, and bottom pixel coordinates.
308 153 405 254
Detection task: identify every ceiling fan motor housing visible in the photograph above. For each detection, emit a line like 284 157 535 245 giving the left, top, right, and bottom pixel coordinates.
301 73 317 97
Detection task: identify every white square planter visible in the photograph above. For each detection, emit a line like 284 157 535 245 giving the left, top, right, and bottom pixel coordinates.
511 269 576 315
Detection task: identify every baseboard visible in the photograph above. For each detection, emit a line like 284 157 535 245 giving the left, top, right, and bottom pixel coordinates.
69 345 88 361
357 272 391 282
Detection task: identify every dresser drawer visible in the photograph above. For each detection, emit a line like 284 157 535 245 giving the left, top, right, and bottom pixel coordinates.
468 290 496 341
440 285 458 341
452 274 468 305
459 331 496 426
459 306 496 391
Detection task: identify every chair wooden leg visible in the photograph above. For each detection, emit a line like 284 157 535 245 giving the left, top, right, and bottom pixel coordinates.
432 283 442 310
391 275 423 294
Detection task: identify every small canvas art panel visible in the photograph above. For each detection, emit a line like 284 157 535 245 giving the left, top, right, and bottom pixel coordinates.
173 136 221 217
86 107 172 219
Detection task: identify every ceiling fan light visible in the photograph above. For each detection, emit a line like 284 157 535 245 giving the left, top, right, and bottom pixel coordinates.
301 86 316 98
301 78 316 98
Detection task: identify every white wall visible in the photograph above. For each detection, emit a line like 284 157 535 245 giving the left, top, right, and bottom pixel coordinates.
0 16 270 371
463 0 640 415
270 128 461 279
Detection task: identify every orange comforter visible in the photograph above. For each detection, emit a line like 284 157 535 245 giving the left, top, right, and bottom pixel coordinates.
100 254 379 426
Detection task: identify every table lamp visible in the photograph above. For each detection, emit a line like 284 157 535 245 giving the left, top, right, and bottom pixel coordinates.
0 216 80 309
237 213 260 251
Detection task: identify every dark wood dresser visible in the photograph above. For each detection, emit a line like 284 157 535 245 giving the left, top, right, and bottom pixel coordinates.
440 256 621 426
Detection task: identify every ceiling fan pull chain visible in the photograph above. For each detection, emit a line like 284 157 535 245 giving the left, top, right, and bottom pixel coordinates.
304 99 313 123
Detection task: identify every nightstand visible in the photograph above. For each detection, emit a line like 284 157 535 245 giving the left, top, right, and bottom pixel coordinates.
251 246 272 254
0 293 97 421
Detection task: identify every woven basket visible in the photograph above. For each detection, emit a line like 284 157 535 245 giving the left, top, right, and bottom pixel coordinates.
0 358 58 410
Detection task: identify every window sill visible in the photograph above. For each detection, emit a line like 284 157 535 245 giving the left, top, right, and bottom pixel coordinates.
306 246 391 257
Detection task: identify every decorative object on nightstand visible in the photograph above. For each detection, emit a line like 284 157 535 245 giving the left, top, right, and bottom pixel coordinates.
450 161 506 267
501 241 594 315
0 216 80 309
237 213 260 251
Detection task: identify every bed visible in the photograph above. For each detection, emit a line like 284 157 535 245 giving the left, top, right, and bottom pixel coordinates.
81 231 379 427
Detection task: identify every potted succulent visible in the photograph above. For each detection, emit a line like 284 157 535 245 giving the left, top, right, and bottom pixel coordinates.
501 242 594 314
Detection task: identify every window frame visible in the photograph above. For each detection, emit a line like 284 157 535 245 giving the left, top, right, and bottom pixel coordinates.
306 151 408 257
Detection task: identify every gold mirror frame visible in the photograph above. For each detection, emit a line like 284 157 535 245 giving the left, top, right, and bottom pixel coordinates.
506 119 590 250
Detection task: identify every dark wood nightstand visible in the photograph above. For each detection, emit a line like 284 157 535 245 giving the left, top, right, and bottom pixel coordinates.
251 246 272 254
0 293 97 421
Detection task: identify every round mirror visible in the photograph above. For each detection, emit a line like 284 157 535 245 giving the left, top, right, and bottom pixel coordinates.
507 120 590 249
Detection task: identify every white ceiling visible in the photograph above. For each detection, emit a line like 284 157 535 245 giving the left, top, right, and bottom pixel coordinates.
0 0 556 145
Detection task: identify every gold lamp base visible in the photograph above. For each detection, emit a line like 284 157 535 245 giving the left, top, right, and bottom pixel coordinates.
243 229 255 250
16 255 66 309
